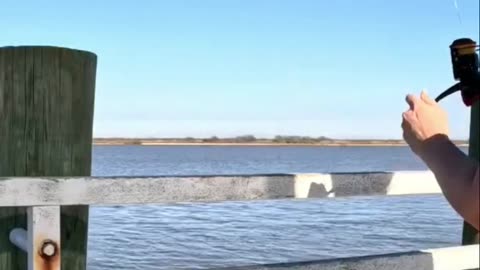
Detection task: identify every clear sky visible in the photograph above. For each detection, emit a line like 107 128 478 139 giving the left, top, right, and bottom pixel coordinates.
2 0 479 139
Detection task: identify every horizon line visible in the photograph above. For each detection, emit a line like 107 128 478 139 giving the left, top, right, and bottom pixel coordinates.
92 137 470 142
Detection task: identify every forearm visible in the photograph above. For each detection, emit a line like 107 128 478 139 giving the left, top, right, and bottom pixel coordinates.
419 135 479 230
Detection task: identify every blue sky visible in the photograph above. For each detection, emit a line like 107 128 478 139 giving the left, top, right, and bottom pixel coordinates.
1 0 479 139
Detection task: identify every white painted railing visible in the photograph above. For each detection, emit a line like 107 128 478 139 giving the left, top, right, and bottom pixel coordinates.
0 171 441 206
1 170 478 270
224 245 480 270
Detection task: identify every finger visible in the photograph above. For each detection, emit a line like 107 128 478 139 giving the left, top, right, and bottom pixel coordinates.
401 119 413 132
402 110 415 121
402 122 415 138
402 112 419 132
420 90 436 106
401 113 413 128
405 94 420 110
402 130 410 141
402 128 413 142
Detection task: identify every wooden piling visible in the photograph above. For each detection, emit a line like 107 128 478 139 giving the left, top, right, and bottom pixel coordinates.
462 101 480 245
0 46 97 269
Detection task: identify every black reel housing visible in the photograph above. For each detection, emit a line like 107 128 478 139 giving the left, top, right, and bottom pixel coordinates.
436 38 480 106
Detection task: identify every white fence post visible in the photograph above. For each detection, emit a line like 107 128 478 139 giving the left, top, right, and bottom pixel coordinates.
27 206 61 270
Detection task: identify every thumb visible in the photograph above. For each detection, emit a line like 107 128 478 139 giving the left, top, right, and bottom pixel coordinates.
420 90 436 105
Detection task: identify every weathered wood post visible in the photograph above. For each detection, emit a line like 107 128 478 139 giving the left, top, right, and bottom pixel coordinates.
0 46 97 269
462 101 480 245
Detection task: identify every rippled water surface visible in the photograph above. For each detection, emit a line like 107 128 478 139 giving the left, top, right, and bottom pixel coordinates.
87 146 467 269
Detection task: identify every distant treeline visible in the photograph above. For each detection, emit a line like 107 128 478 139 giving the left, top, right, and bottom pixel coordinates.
177 135 333 143
93 136 468 145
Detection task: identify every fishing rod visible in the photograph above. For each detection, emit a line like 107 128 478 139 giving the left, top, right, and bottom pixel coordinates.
435 38 480 106
433 36 480 244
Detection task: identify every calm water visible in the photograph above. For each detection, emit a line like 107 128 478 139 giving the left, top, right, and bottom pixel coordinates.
87 146 468 269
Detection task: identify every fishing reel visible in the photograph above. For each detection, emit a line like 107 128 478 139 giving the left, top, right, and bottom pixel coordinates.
435 38 480 106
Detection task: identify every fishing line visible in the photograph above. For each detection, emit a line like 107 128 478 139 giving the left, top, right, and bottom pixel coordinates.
453 0 462 25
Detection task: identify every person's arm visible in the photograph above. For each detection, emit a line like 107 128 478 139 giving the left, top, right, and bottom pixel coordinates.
419 135 479 230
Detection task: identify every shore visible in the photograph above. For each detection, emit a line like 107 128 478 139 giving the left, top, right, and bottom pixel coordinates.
94 142 410 147
92 139 469 147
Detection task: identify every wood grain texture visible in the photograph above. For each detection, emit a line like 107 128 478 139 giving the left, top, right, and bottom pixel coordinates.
462 102 480 245
0 46 96 270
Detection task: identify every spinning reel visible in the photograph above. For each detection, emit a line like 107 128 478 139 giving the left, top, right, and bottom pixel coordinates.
435 38 480 106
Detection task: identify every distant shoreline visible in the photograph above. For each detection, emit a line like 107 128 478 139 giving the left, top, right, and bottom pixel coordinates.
92 139 469 147
93 142 411 147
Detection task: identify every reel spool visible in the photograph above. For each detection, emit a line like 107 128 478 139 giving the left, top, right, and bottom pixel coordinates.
435 38 480 106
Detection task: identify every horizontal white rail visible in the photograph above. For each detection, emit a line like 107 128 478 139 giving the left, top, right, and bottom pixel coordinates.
226 245 480 270
0 171 440 207
3 170 474 270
